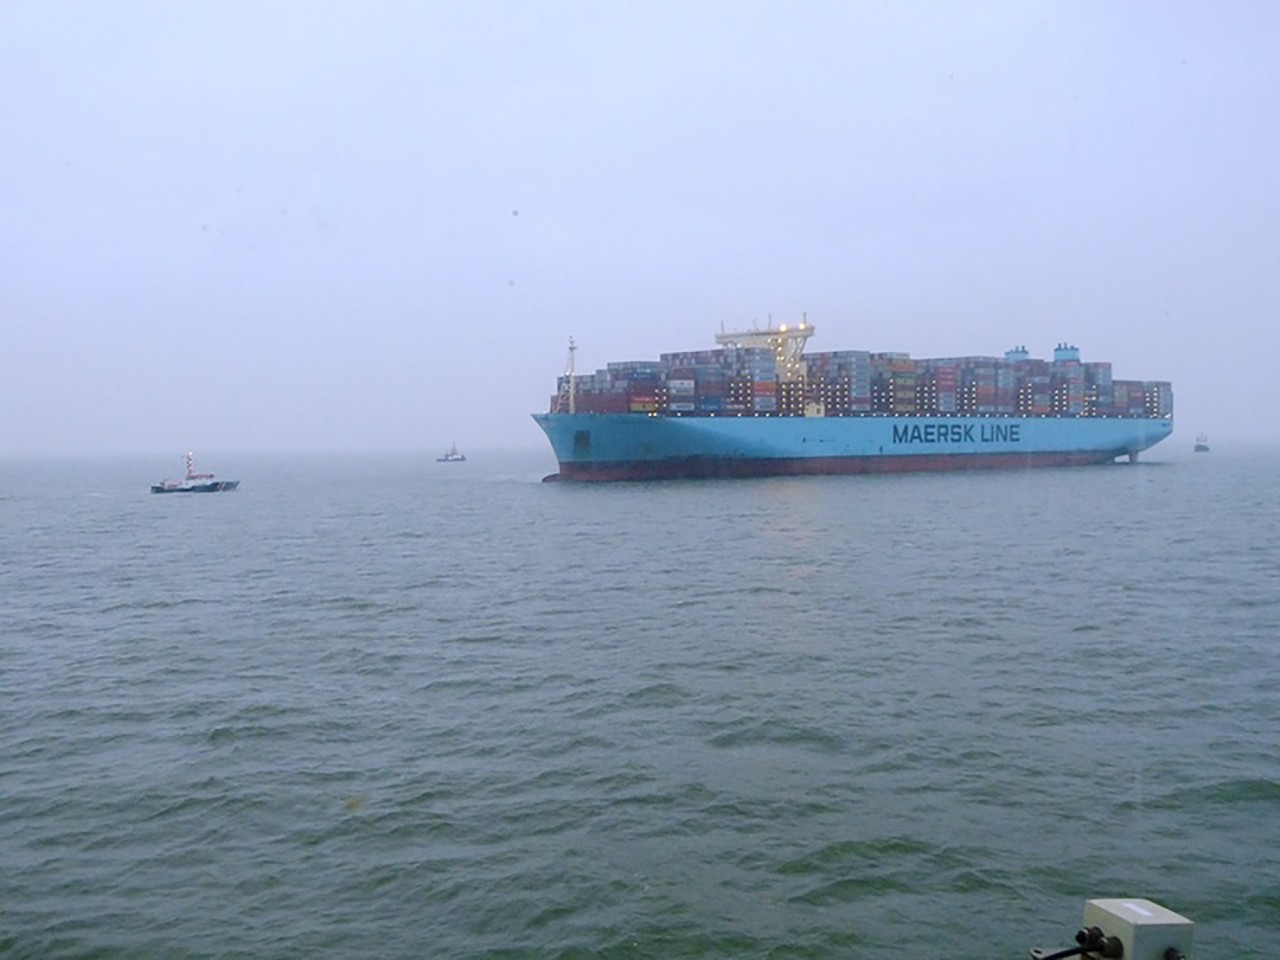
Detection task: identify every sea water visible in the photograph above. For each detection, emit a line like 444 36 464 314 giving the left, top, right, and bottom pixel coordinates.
1 447 1276 959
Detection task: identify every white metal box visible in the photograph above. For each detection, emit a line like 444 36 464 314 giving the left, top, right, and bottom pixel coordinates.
1082 898 1193 960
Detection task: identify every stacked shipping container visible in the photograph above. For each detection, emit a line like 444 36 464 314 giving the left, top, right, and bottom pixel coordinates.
551 342 1173 420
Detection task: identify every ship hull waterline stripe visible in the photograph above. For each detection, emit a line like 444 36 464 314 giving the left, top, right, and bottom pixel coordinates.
549 450 1128 482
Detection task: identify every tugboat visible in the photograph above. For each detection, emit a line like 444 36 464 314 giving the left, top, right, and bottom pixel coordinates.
1194 433 1210 453
436 442 466 463
151 452 240 493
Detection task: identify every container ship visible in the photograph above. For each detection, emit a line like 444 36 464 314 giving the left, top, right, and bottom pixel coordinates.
533 322 1173 482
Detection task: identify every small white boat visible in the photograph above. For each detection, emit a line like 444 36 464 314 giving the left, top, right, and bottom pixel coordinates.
436 443 466 463
151 452 240 493
1194 433 1210 453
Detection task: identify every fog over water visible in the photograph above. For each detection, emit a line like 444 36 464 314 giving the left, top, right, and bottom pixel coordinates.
3 2 1277 456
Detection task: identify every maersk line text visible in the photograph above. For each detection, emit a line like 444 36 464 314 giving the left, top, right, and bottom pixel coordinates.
892 423 1022 444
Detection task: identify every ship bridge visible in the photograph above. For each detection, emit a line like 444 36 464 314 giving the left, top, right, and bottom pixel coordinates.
714 320 814 382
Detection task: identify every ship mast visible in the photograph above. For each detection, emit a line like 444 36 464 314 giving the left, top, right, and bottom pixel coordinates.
555 336 577 414
568 336 576 414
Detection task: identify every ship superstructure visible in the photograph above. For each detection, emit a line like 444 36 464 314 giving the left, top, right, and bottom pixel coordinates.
534 322 1174 481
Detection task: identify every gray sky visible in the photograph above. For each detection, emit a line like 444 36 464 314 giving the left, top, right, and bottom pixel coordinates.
3 1 1277 455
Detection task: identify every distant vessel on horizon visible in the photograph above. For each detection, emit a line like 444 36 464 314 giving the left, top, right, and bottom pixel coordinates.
151 452 239 493
437 442 466 463
1194 433 1210 453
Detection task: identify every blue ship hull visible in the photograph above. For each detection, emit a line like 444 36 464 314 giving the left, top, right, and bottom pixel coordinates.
532 413 1174 481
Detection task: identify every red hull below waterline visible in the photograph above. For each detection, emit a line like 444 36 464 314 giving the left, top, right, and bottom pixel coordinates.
549 450 1122 482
